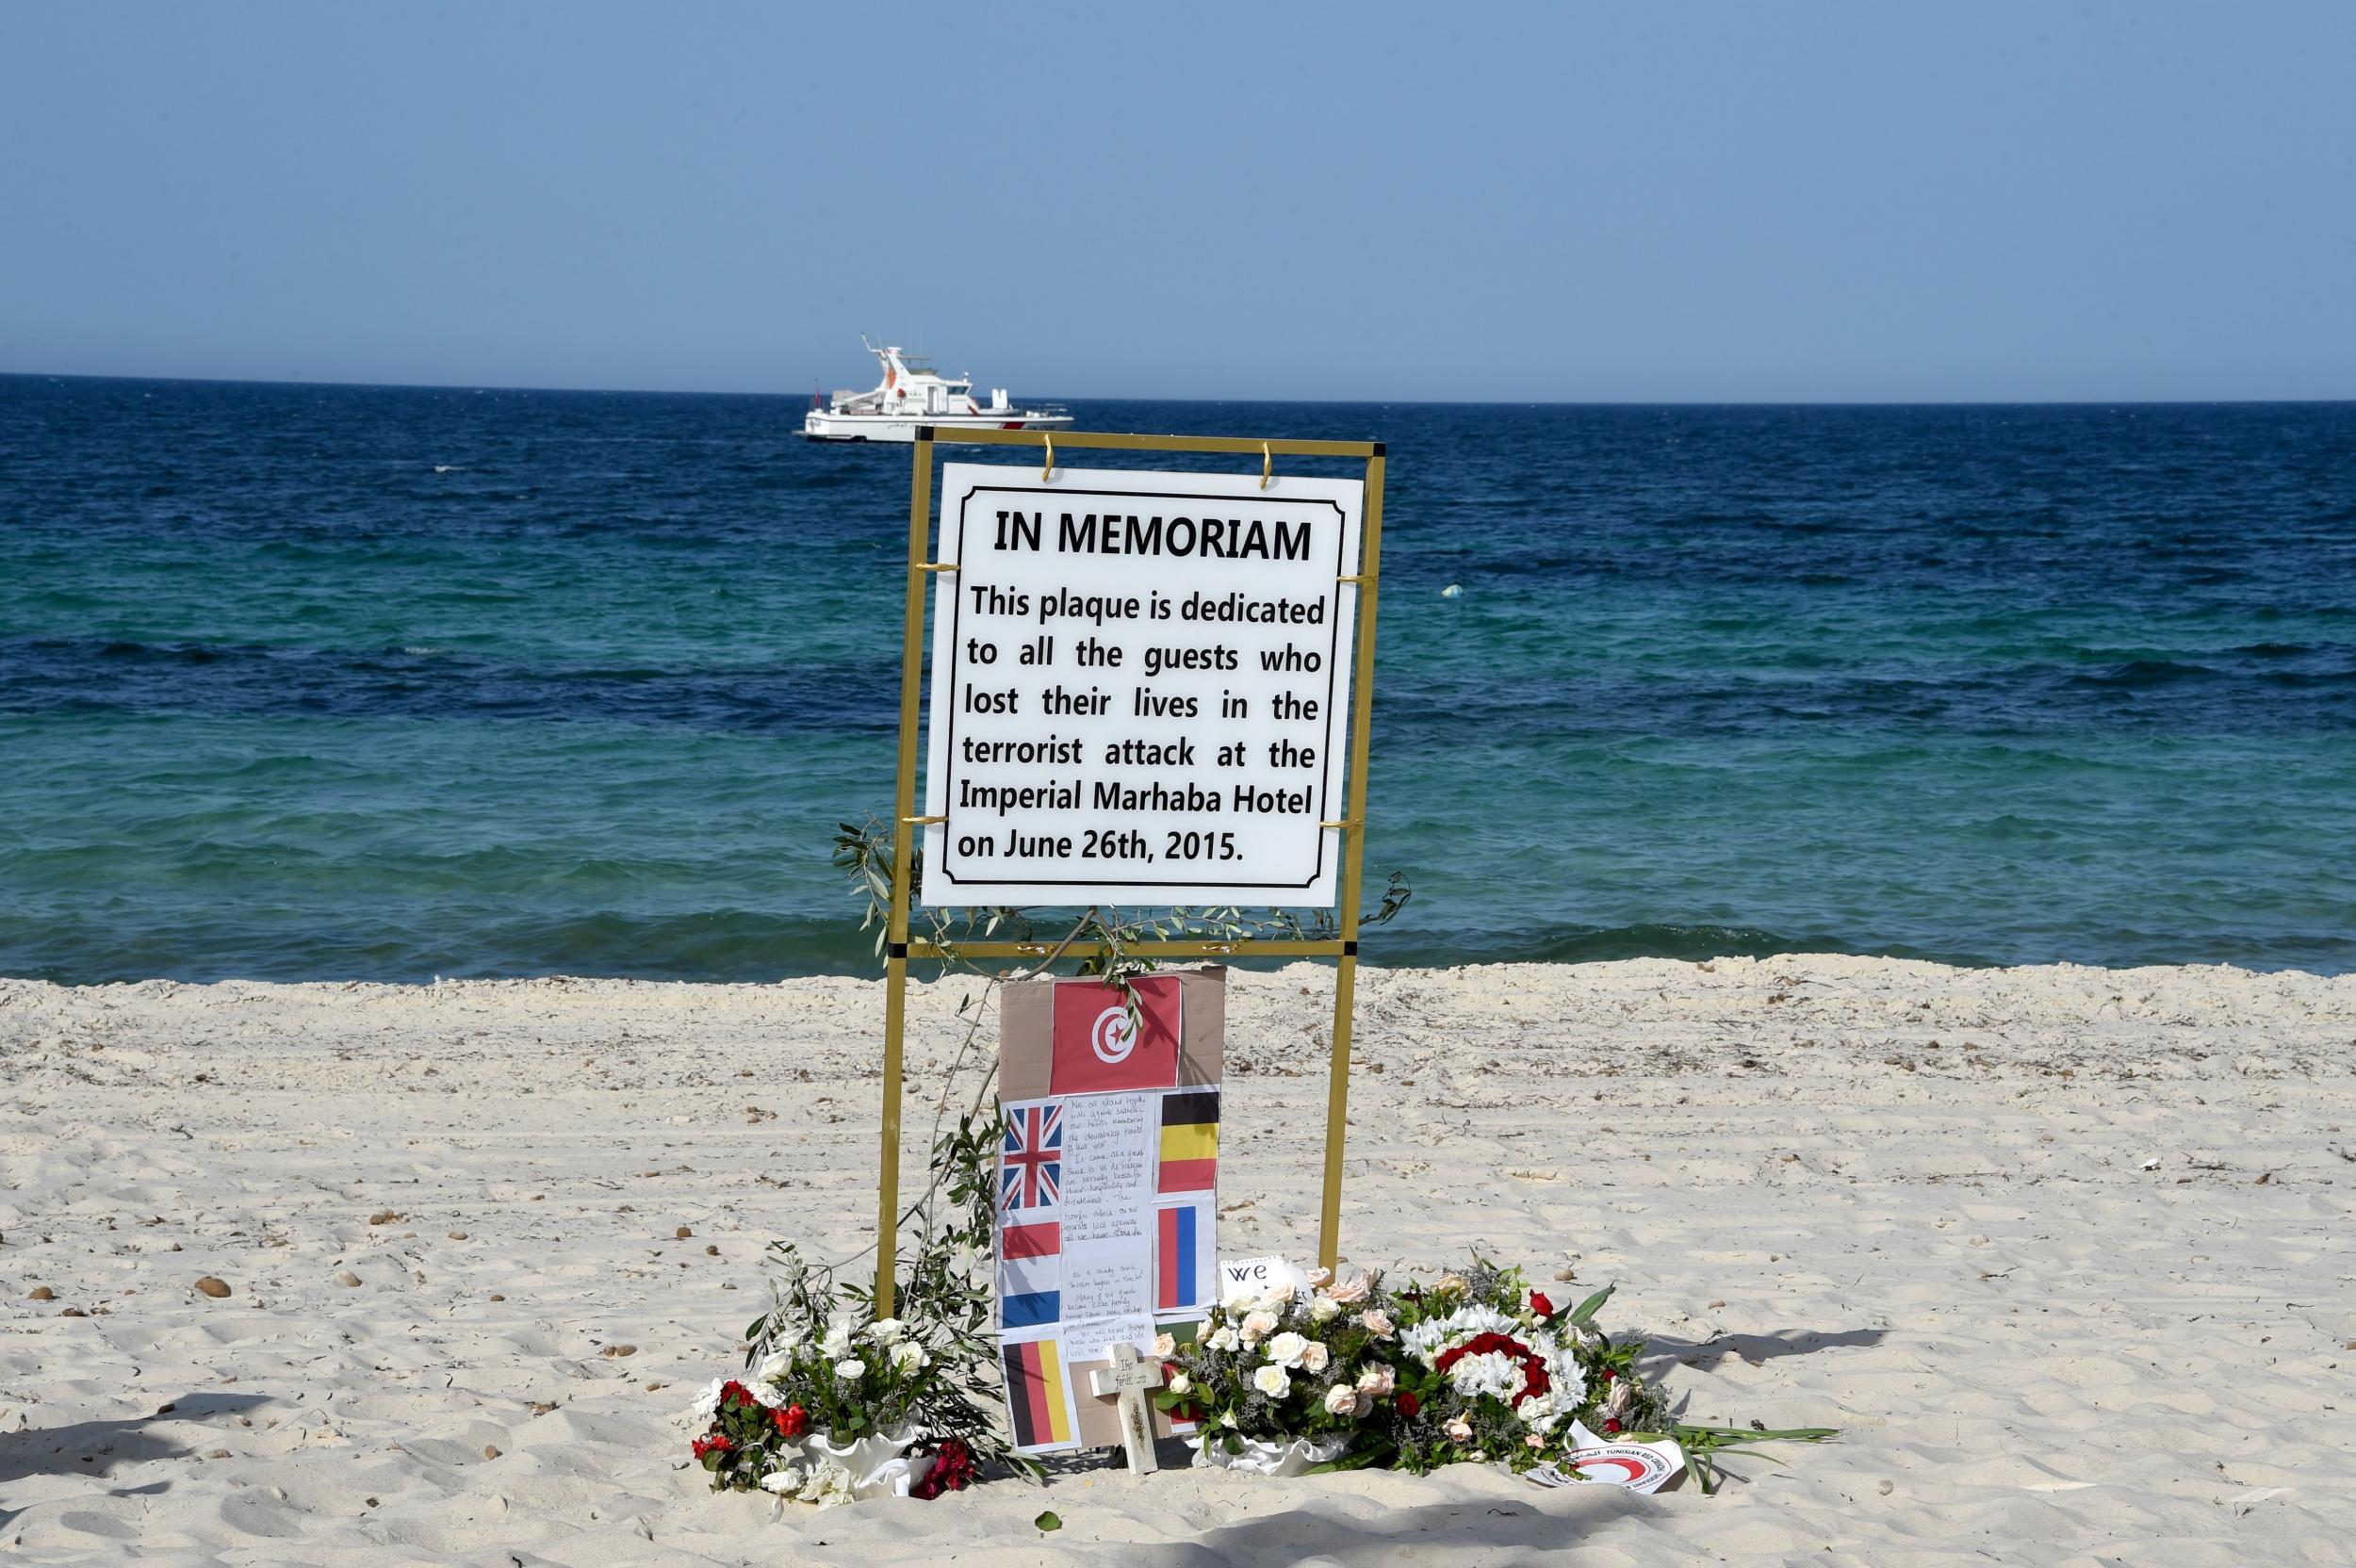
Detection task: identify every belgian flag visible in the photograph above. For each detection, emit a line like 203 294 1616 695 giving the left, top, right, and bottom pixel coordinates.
1158 1089 1219 1194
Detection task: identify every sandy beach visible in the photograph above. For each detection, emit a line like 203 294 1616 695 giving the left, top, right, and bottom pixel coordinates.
4 955 2352 1565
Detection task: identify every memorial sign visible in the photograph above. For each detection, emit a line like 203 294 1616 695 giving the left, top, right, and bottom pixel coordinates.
921 465 1365 908
870 429 1384 1322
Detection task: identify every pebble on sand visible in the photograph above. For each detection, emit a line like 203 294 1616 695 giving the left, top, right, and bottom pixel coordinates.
194 1277 231 1298
335 1270 362 1287
27 1285 55 1300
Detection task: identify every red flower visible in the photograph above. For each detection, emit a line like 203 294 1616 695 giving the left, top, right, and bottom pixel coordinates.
1397 1391 1420 1417
912 1437 976 1499
719 1380 757 1410
1601 1368 1615 1382
1432 1331 1552 1405
773 1403 809 1438
1603 1418 1623 1435
691 1432 734 1459
1530 1291 1556 1318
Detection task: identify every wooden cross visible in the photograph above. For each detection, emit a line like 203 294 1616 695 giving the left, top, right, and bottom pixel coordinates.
1087 1341 1165 1474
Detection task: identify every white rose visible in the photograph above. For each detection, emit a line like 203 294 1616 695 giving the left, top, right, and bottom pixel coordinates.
1259 1281 1298 1307
892 1342 930 1372
1356 1364 1396 1396
754 1350 794 1382
688 1377 727 1423
1266 1331 1309 1369
1323 1383 1361 1416
1325 1274 1371 1305
820 1326 853 1360
1309 1297 1343 1324
1252 1363 1290 1397
1153 1332 1177 1358
1220 1288 1258 1315
1300 1342 1330 1375
864 1317 905 1345
1207 1327 1240 1352
833 1358 867 1382
1239 1312 1278 1345
1445 1416 1473 1443
1169 1372 1191 1396
808 1460 856 1508
746 1378 788 1410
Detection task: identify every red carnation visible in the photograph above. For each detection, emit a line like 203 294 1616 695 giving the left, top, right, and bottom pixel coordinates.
1432 1331 1551 1405
1603 1418 1622 1435
719 1380 757 1410
691 1432 734 1459
1530 1291 1556 1318
912 1437 976 1499
1397 1391 1419 1417
773 1403 809 1438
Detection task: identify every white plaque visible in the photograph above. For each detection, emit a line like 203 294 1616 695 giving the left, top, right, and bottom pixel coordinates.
921 463 1363 907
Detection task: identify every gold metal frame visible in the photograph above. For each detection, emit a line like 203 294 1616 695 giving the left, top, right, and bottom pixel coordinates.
874 425 1386 1314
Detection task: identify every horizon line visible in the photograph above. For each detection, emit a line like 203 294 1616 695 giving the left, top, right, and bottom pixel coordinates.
5 368 2353 410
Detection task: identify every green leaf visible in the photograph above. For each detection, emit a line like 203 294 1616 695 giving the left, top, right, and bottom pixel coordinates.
1034 1510 1062 1532
1567 1284 1615 1327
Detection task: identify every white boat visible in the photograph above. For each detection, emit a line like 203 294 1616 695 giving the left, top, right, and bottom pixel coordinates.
802 337 1072 442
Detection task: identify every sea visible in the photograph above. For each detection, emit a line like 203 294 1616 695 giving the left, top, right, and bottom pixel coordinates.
4 375 2352 983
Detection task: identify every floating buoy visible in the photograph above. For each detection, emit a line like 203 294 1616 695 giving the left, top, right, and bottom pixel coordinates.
1440 583 1463 597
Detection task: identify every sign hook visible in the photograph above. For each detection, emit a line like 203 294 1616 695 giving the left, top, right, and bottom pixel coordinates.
1042 432 1055 482
1260 441 1272 489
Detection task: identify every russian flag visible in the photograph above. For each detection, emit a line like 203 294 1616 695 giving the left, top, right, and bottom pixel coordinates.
1155 1200 1208 1311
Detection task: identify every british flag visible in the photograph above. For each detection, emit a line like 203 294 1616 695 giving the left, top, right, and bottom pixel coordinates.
1000 1102 1063 1213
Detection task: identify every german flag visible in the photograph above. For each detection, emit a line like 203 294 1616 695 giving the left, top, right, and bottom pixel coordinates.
1001 1337 1074 1450
1158 1089 1219 1194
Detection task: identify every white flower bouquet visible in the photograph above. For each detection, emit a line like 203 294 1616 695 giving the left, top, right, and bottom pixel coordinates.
1161 1266 1409 1472
1167 1255 1834 1490
685 1113 1021 1505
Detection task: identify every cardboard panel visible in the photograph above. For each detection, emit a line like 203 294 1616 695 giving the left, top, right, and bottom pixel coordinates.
1177 966 1225 1086
999 979 1055 1102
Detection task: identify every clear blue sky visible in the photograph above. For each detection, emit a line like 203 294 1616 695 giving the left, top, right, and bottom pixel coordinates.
4 3 2351 401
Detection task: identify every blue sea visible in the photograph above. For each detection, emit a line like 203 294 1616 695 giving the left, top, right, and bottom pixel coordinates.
3 375 2352 982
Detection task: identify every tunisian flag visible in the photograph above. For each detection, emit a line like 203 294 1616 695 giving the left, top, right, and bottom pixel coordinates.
1050 976 1182 1096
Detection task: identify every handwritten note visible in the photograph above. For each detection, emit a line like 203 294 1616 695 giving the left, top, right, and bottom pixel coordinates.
1059 1311 1158 1365
1058 1091 1155 1244
1060 1241 1152 1321
1219 1254 1311 1299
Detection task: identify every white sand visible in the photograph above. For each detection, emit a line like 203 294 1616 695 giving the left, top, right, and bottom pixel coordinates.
4 956 2352 1565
